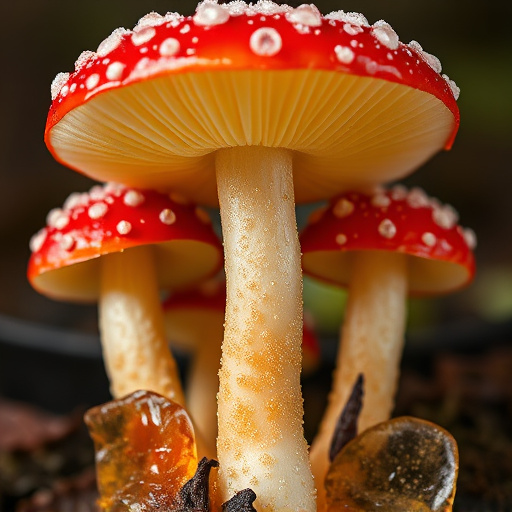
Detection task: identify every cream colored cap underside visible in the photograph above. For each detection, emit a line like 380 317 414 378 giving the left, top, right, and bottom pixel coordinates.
50 69 455 206
33 241 221 303
303 250 471 296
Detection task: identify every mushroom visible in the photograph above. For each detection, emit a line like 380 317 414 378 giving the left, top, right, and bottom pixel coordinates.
28 183 223 408
44 3 460 509
163 278 226 457
299 186 476 503
162 278 321 456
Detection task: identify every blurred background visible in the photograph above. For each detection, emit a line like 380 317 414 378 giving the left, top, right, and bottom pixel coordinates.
0 0 511 509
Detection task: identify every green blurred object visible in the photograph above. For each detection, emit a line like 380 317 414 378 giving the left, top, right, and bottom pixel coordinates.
471 267 512 322
303 276 347 336
303 276 440 338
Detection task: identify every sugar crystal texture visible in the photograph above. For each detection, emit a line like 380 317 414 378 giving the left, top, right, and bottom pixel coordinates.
325 10 369 26
408 40 442 74
286 4 322 27
97 28 131 57
50 72 69 100
74 50 96 72
84 391 197 511
442 74 460 100
136 12 173 29
372 20 399 50
249 27 282 56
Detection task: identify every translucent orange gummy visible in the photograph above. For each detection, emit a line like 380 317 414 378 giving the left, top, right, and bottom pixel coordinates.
325 416 458 512
84 390 198 510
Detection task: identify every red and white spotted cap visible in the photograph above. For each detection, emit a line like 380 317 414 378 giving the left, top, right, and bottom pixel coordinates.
46 1 459 206
163 278 227 351
27 183 223 302
300 186 476 295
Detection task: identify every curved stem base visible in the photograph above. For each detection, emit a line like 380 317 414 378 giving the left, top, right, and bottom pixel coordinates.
310 250 408 510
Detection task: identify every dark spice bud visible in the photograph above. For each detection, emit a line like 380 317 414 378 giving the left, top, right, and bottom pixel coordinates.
222 489 257 512
329 373 364 462
172 457 219 512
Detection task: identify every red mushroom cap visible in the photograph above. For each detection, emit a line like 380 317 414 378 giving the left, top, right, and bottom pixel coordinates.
45 2 459 206
302 312 321 375
300 186 476 296
28 183 223 302
162 279 227 352
163 278 226 315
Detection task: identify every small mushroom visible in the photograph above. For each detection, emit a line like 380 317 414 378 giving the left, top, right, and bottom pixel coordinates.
44 3 460 508
300 186 475 504
28 183 223 407
163 279 226 457
162 279 321 456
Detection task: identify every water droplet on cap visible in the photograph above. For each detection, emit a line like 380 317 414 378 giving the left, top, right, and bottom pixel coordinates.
88 202 108 220
160 209 177 225
50 72 70 100
378 219 397 239
250 27 282 56
335 45 355 64
117 220 132 235
123 190 145 207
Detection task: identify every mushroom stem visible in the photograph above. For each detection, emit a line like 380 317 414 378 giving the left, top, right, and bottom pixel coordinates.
186 318 224 455
216 146 315 512
99 245 185 405
310 250 408 509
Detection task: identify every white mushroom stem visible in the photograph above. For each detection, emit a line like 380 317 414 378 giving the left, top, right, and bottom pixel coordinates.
99 245 186 405
187 340 221 451
185 317 224 455
216 146 315 512
309 250 408 510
